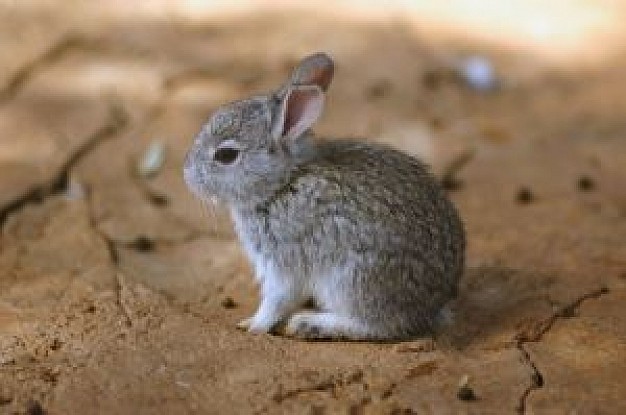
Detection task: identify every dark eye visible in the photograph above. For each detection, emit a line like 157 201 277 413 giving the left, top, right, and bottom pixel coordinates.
213 147 239 164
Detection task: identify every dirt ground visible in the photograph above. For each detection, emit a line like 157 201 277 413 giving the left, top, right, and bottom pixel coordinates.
1 1 625 414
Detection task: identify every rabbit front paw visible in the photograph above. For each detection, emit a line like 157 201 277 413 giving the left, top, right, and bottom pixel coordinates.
236 317 252 331
236 315 278 334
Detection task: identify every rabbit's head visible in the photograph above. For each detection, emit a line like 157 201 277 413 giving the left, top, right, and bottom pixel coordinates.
184 53 334 206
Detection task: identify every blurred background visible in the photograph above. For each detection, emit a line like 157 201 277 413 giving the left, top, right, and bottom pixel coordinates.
1 1 625 414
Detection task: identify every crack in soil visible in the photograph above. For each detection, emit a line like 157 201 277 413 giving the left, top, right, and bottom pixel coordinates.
0 34 87 104
84 184 219 326
33 61 235 324
271 370 403 415
119 230 231 253
272 379 337 403
114 273 134 327
273 370 365 404
440 148 475 192
0 33 159 104
84 187 131 326
82 164 139 328
515 344 544 415
0 101 128 228
143 64 260 124
514 286 610 414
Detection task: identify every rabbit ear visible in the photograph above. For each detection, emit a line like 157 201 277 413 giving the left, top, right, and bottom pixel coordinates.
270 53 333 143
290 52 334 91
272 85 324 141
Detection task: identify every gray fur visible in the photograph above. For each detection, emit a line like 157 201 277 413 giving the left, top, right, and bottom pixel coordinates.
184 53 465 340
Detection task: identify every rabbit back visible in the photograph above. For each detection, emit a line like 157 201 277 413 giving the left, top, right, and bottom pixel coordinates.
234 139 465 337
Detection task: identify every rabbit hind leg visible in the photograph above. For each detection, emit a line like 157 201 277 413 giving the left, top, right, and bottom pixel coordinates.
285 311 381 340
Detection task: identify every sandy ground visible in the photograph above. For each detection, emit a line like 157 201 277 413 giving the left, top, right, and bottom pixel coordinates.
1 1 625 414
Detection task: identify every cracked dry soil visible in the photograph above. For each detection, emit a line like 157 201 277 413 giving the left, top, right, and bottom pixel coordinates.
1 2 626 414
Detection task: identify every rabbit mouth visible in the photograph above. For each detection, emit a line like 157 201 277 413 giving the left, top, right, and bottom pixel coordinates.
183 161 223 206
183 161 208 198
183 163 199 192
185 179 221 207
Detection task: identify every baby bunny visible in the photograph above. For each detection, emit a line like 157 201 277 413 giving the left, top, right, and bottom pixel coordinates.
184 53 465 340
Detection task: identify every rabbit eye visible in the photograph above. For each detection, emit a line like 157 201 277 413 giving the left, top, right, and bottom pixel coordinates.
214 147 240 164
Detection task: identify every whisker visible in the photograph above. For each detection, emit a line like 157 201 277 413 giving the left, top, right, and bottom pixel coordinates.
193 197 233 238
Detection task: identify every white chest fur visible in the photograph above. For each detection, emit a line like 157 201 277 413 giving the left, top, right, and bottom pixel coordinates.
231 209 272 284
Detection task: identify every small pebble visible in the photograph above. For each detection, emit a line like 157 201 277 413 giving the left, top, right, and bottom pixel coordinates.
26 399 45 415
49 338 62 351
457 385 476 401
137 141 165 178
221 297 237 309
63 178 85 200
148 192 170 206
457 375 477 401
132 236 155 252
516 187 534 204
577 176 595 192
461 56 497 92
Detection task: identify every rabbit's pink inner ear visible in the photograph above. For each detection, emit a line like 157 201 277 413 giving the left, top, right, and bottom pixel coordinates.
292 53 334 91
281 86 324 140
302 66 333 91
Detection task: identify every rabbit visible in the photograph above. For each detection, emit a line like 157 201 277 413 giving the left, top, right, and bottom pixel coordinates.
184 53 465 340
